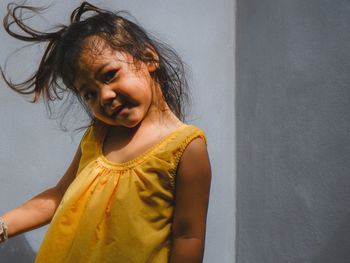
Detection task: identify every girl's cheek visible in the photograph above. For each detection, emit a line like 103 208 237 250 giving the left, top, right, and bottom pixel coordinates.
87 104 98 114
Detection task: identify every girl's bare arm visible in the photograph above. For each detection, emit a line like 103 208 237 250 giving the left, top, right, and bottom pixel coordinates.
170 138 211 263
1 146 81 238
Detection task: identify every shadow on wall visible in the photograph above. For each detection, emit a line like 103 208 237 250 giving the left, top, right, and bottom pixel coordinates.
0 235 36 263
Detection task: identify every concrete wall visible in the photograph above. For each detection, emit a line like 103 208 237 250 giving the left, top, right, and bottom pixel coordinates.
0 0 235 262
236 0 350 262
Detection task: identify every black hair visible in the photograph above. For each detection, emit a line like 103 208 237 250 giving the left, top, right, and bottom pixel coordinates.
1 2 189 128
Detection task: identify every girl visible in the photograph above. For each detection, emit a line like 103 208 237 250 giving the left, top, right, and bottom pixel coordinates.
0 2 211 263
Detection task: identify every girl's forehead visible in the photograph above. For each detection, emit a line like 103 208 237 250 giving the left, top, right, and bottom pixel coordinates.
77 38 127 70
80 36 110 56
79 37 112 61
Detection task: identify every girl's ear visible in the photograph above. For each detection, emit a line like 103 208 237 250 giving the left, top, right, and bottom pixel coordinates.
144 44 159 72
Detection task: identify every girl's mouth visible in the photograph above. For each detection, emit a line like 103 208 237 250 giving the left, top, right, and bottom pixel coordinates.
111 103 128 117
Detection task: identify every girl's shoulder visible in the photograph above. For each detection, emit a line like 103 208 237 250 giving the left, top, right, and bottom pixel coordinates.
81 121 108 145
153 124 207 165
163 124 208 188
171 124 207 148
78 121 108 167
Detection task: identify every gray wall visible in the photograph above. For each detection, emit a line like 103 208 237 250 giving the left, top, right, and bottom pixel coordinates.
0 0 235 262
236 0 350 262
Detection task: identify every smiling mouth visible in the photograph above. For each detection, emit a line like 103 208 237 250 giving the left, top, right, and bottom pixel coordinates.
111 103 127 117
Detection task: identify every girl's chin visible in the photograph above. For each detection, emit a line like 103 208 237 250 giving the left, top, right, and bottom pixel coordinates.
95 110 145 127
104 118 142 128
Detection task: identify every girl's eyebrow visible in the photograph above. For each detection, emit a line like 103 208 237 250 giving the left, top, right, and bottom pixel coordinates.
94 63 109 79
76 62 109 92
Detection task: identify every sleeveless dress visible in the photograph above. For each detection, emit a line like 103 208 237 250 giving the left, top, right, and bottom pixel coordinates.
35 123 206 263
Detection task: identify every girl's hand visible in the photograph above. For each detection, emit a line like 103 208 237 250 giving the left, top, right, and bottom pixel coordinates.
170 138 211 263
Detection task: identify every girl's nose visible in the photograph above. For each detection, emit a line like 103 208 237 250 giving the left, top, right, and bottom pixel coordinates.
100 86 117 105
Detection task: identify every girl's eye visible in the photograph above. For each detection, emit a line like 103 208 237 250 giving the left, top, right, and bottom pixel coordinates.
83 91 96 101
103 70 118 83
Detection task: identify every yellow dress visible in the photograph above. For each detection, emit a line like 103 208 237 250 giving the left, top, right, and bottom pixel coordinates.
35 123 206 263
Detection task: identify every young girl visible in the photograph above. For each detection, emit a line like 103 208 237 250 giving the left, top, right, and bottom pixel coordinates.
0 2 211 263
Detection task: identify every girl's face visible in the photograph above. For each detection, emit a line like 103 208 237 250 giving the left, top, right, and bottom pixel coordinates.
73 37 158 128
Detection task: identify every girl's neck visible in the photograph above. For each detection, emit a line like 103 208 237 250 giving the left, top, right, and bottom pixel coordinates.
110 106 181 136
102 107 182 164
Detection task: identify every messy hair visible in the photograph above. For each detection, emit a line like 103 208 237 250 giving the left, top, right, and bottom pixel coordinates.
1 2 189 128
